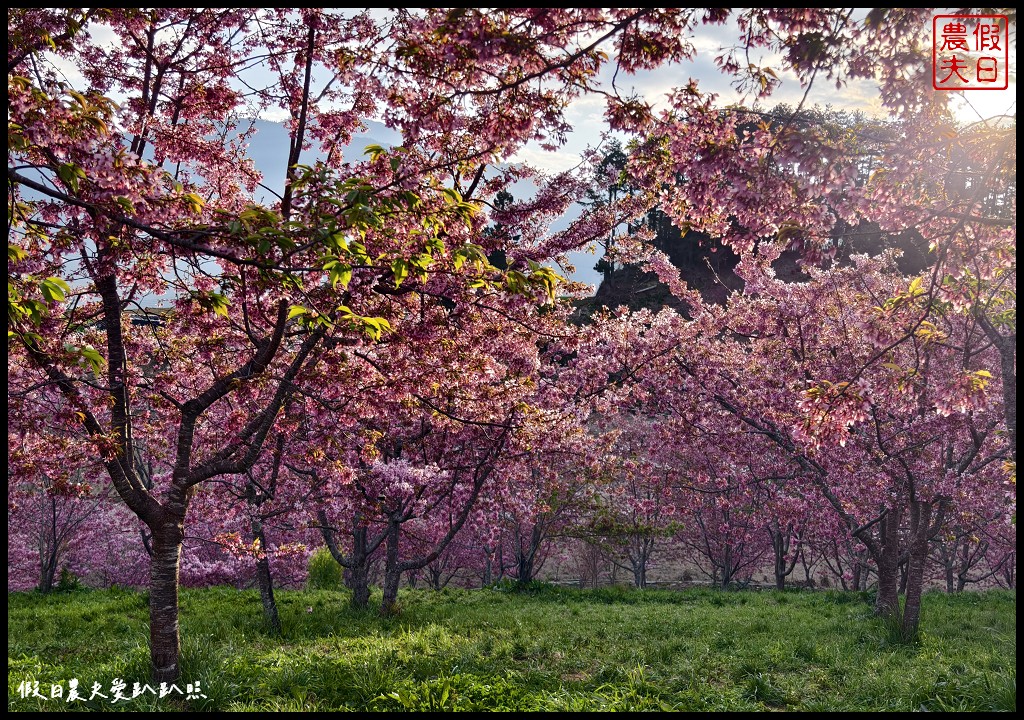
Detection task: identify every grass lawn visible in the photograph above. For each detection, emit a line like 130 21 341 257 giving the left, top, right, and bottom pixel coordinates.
7 584 1016 711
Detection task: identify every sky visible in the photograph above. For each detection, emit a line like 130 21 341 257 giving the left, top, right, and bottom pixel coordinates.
509 13 1017 177
48 10 1017 291
507 14 1017 287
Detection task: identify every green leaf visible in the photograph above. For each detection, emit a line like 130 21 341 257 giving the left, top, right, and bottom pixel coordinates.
8 244 28 263
74 344 105 374
193 291 230 317
56 163 84 192
287 305 309 320
65 89 88 107
531 267 561 302
328 232 349 253
361 316 392 341
506 270 527 294
392 258 409 288
424 234 445 254
349 241 370 265
211 294 230 318
183 192 206 213
39 277 70 303
440 187 463 203
330 264 352 289
454 244 488 271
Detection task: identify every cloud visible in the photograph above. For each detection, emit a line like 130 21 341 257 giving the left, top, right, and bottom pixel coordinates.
508 145 586 175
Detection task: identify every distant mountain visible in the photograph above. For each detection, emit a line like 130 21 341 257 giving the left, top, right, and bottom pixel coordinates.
575 212 931 320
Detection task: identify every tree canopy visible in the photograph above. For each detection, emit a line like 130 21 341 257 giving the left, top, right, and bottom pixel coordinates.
8 8 1015 684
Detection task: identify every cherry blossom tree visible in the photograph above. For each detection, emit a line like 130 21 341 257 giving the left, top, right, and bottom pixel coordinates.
580 419 682 589
576 254 1010 633
8 7 1015 682
7 7 616 679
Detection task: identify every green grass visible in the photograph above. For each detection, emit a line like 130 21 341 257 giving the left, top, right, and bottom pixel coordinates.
7 584 1015 711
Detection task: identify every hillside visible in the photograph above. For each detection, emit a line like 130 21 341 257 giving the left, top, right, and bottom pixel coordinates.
578 212 932 317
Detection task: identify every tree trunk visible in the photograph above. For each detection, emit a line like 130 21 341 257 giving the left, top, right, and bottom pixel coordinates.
40 564 58 593
517 553 534 584
349 563 371 608
800 548 815 588
149 527 184 683
245 469 281 633
380 518 402 615
39 541 59 593
346 525 371 609
38 493 59 593
325 520 371 609
858 551 875 591
772 527 789 591
901 501 932 641
516 526 542 584
497 543 507 581
630 539 652 589
977 315 1015 463
873 509 901 619
632 559 646 589
940 544 955 593
251 518 281 634
254 553 281 634
720 544 733 590
482 548 493 587
1000 560 1015 589
381 568 401 614
955 539 983 593
874 553 899 618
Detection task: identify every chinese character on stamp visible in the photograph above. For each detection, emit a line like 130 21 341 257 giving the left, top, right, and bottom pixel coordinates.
933 15 1009 90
